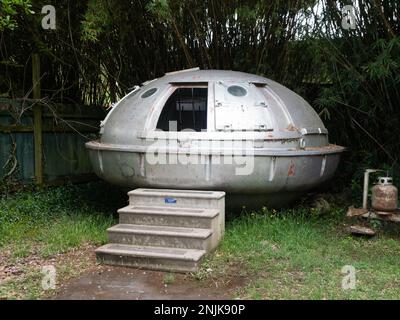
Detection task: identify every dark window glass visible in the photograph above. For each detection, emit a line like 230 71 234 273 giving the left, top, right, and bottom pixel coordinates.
156 87 208 132
227 85 247 97
141 88 158 98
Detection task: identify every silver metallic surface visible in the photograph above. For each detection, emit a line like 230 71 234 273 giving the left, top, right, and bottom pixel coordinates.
86 69 345 207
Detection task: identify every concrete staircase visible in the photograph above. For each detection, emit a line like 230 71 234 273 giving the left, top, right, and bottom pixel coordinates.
96 189 225 272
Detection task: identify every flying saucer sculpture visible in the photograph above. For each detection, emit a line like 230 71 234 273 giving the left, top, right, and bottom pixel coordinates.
86 68 345 207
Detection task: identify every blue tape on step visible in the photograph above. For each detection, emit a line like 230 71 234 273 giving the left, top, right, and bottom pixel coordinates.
165 198 177 204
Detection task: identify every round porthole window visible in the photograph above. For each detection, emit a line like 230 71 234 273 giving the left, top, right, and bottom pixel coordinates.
227 85 247 97
141 88 158 98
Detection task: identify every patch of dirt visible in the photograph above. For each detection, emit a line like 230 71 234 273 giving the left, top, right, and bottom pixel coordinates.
1 245 98 284
54 266 245 300
0 244 101 299
0 249 12 284
54 258 248 300
1 244 249 300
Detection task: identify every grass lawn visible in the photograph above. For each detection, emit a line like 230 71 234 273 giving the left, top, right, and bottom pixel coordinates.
1 182 400 299
205 209 400 299
0 182 121 299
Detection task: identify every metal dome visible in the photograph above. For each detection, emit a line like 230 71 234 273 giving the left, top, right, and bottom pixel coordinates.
86 68 345 208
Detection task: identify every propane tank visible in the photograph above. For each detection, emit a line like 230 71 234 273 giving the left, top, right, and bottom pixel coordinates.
371 177 398 213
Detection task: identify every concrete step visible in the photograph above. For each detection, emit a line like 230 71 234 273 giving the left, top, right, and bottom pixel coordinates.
128 188 225 210
118 205 219 229
107 224 212 250
96 243 206 272
96 188 226 272
127 189 226 244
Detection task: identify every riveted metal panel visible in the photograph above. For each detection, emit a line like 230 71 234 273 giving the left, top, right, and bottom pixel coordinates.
214 82 273 131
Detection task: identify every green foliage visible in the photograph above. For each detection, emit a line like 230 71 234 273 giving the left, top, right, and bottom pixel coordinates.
1 0 399 186
163 273 176 285
363 38 400 80
81 0 112 42
0 181 122 249
236 5 258 23
0 0 33 31
202 206 400 299
146 0 172 22
0 182 122 299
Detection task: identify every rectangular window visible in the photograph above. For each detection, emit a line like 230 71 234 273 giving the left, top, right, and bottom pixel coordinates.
156 87 208 132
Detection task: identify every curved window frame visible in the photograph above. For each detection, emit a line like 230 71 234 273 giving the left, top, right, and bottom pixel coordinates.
141 83 212 137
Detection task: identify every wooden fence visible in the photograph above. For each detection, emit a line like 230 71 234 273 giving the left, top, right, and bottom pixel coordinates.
0 97 105 185
0 53 107 185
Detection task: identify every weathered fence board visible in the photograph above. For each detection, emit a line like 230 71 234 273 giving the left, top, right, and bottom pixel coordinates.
0 97 105 184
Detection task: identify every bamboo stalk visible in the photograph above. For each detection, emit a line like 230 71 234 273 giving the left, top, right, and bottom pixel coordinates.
32 53 43 185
